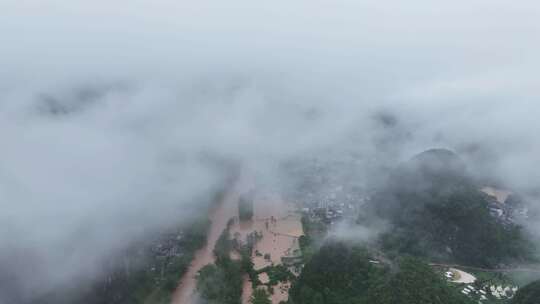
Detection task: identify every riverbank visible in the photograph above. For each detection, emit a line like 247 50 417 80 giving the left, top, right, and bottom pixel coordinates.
173 168 304 304
172 172 253 304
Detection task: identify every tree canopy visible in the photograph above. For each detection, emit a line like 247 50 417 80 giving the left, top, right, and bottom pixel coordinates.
364 149 533 268
289 240 472 304
250 288 271 304
512 280 540 304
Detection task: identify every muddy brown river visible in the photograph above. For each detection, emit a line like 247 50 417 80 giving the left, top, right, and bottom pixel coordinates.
172 170 302 304
171 171 253 304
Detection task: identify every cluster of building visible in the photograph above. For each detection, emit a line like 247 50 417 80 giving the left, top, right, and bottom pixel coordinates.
150 230 186 258
460 284 486 299
286 156 374 224
487 285 519 300
294 184 369 225
443 267 520 302
486 196 529 227
455 282 519 302
481 187 529 227
302 202 359 225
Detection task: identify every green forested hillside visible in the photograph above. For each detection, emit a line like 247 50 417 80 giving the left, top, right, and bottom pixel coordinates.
288 241 472 304
365 149 533 268
512 280 540 304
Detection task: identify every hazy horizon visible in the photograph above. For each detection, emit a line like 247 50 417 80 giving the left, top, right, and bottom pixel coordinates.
1 1 539 302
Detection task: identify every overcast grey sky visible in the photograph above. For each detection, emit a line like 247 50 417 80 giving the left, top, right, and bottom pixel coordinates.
1 0 539 302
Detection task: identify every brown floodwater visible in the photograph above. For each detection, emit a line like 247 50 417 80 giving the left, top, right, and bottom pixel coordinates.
173 170 302 304
241 275 253 304
172 172 252 304
230 191 303 304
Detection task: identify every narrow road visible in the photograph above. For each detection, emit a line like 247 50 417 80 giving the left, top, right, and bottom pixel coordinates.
429 263 540 273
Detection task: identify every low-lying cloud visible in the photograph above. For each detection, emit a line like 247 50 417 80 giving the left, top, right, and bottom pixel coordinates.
1 0 539 302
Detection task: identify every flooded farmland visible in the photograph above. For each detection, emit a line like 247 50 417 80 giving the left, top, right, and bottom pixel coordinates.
173 171 303 304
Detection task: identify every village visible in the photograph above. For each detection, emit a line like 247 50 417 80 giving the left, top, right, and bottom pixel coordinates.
442 267 520 303
171 163 537 304
481 187 529 227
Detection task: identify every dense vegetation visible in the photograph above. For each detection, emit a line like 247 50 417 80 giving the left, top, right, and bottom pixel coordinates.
365 149 533 268
95 218 210 304
289 240 472 304
289 241 386 303
196 219 244 304
370 258 472 304
512 279 540 304
196 261 243 304
35 217 210 304
298 214 326 263
250 288 272 304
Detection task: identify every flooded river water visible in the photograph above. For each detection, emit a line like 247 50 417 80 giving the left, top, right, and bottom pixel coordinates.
172 170 302 304
171 172 253 304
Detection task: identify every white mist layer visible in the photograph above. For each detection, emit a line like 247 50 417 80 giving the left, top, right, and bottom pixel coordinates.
0 0 539 301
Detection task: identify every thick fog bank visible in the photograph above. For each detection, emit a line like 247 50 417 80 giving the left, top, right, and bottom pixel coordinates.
1 0 539 302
